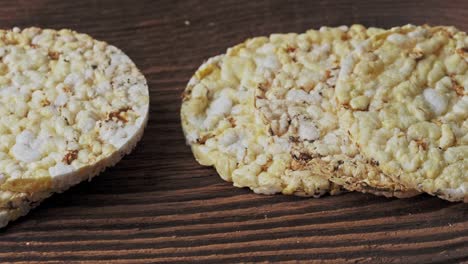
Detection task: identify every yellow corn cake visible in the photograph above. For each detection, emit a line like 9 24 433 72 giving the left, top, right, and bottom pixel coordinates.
253 25 417 197
181 49 342 197
336 25 467 202
182 26 420 198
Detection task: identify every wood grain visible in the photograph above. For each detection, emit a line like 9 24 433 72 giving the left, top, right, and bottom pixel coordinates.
0 0 467 263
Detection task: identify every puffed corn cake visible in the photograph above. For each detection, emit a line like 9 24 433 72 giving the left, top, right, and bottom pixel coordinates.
253 25 418 198
181 50 342 197
336 25 467 202
0 27 149 226
182 26 417 198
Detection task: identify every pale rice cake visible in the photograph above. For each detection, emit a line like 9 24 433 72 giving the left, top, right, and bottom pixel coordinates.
336 25 467 202
254 25 418 198
0 191 50 228
182 26 420 198
0 27 149 196
181 42 341 197
0 190 49 210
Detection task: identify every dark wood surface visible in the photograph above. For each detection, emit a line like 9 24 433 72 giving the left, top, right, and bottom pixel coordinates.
0 0 467 263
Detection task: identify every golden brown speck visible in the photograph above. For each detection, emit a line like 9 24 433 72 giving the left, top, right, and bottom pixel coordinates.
48 51 60 60
41 99 50 107
414 139 428 150
450 74 465 96
227 116 236 127
285 45 296 53
107 107 131 123
63 150 79 165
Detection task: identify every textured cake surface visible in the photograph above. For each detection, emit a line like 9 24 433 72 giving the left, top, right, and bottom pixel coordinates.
336 25 467 201
0 27 149 194
0 191 50 228
253 25 417 197
182 26 420 198
181 47 341 197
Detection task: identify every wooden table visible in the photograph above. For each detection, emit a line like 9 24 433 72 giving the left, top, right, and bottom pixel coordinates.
0 0 467 263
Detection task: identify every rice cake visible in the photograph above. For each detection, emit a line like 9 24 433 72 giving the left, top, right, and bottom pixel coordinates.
181 44 341 197
0 191 50 228
182 26 417 198
0 27 149 194
336 25 467 202
0 190 49 210
254 25 417 198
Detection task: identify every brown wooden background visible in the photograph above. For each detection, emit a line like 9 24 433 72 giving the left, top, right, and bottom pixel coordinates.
0 0 467 263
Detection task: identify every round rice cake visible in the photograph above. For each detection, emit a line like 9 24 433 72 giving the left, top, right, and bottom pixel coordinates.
336 25 467 202
0 191 50 228
0 190 49 210
0 27 149 194
254 25 418 198
181 43 341 197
